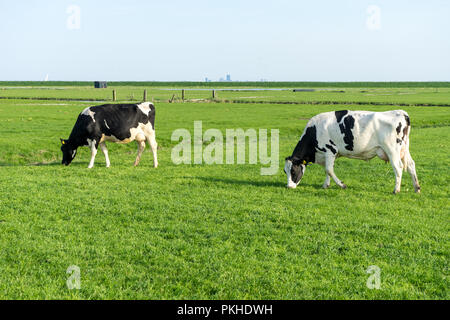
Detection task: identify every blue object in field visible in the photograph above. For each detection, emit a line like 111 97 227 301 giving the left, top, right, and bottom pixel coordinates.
94 81 107 88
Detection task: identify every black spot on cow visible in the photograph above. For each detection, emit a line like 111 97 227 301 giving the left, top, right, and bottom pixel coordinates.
404 114 410 126
335 110 348 123
396 122 402 134
329 139 336 146
317 146 326 152
402 115 410 140
289 125 321 164
339 115 355 151
325 144 337 154
402 126 408 140
396 138 402 144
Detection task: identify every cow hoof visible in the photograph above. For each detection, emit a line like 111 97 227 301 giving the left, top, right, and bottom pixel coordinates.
415 187 421 193
322 184 330 189
341 184 347 189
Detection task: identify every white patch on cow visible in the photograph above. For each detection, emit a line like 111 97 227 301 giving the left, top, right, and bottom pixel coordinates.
101 122 155 144
104 119 110 129
137 102 153 116
81 107 96 122
376 148 389 162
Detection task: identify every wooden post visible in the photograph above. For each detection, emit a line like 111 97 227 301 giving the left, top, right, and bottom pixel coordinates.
212 89 215 99
182 89 185 101
113 89 116 101
143 89 147 101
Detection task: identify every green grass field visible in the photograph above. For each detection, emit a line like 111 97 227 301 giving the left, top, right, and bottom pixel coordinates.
0 83 448 299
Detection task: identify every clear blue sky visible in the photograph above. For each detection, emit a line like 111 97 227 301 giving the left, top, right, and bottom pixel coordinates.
1 0 449 81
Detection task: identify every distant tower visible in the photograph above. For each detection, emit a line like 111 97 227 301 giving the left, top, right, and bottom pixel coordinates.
44 74 49 81
205 77 208 82
226 74 231 81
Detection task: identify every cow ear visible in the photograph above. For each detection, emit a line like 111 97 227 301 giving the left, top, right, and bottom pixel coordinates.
60 138 65 145
285 156 291 161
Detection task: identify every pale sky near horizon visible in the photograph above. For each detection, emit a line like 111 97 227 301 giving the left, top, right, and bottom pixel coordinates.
0 0 449 81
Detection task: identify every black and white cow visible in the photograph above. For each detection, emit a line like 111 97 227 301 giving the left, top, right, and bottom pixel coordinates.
60 102 158 168
284 110 420 194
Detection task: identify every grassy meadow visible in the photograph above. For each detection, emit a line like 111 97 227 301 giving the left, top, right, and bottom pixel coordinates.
0 83 448 299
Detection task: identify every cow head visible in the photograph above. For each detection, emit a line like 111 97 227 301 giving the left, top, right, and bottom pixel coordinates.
284 156 306 188
60 138 77 166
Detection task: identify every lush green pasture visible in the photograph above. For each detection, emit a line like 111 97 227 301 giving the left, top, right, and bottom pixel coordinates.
0 86 448 299
218 87 450 106
1 85 450 106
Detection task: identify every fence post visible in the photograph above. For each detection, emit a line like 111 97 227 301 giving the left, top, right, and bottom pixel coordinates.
212 89 215 99
113 89 116 101
182 89 185 101
143 89 147 101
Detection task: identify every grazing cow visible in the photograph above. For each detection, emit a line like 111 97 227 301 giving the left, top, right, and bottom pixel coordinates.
60 102 158 168
284 110 420 194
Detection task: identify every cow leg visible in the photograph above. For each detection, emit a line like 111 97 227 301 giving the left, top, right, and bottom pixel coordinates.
391 157 403 194
99 142 110 168
405 150 420 193
325 155 347 189
87 139 98 169
134 134 146 166
322 174 331 189
146 134 158 168
385 147 403 194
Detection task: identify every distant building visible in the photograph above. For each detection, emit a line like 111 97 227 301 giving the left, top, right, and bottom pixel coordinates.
226 74 231 81
94 81 107 88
